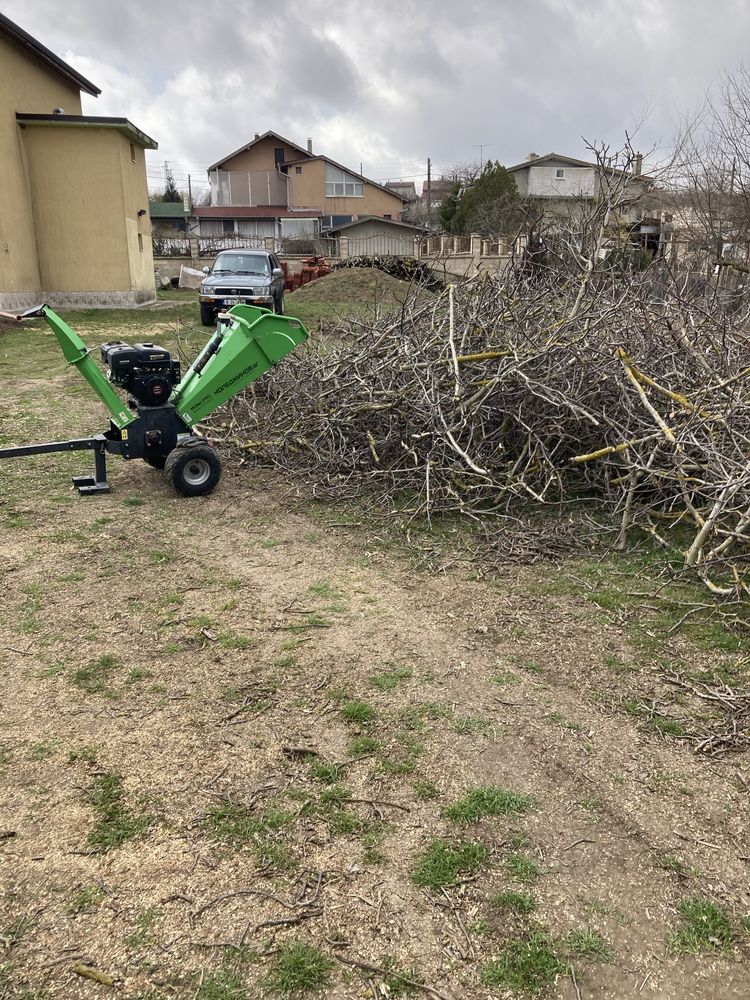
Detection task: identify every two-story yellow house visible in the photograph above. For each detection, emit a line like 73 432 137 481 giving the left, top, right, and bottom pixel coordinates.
195 130 405 242
0 13 158 310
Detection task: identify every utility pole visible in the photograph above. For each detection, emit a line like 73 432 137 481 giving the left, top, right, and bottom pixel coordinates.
426 157 432 228
187 174 193 210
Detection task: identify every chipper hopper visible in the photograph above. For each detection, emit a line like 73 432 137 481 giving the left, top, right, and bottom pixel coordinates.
0 304 308 496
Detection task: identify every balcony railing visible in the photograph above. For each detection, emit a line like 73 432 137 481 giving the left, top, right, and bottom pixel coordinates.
209 169 289 207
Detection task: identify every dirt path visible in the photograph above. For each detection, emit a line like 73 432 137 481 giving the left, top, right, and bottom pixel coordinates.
0 325 748 999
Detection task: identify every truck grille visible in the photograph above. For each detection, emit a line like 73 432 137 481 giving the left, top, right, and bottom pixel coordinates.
214 287 254 295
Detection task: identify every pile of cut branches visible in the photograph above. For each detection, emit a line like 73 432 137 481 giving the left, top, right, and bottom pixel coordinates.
211 261 750 598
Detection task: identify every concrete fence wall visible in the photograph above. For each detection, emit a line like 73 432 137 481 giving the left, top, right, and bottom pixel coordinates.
154 232 517 283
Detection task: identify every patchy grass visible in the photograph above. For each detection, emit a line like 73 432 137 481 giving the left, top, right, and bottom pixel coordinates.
412 839 491 890
261 940 333 996
412 780 440 801
654 852 689 877
506 852 541 885
195 969 249 999
68 884 106 914
340 699 376 724
204 802 296 869
348 735 381 756
481 932 566 993
71 654 122 696
669 897 734 954
565 928 614 961
443 786 536 823
309 762 345 785
85 772 151 851
370 663 413 691
375 956 420 996
490 890 536 915
125 907 161 949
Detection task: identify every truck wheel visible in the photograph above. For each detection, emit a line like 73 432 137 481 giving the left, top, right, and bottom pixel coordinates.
274 292 285 315
200 303 215 326
165 442 222 496
144 455 167 469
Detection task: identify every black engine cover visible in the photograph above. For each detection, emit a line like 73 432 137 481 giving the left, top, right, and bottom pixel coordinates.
101 341 181 406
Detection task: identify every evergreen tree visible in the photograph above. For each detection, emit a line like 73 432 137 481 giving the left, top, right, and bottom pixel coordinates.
161 167 182 203
437 180 463 230
448 160 520 236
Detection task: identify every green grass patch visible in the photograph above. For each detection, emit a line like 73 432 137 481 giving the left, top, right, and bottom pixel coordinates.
669 897 734 954
443 786 536 823
215 631 254 650
85 772 151 851
196 969 249 1000
68 884 106 914
412 838 491 890
506 852 541 884
481 932 566 993
412 780 440 801
370 663 413 691
124 906 161 948
71 654 122 695
348 735 381 756
204 802 295 869
451 714 491 736
565 928 613 961
654 852 689 877
491 671 519 686
67 745 98 765
261 940 333 996
309 762 344 785
340 699 376 724
490 890 536 915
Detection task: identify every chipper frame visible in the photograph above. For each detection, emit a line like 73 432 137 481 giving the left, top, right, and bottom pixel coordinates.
0 303 308 497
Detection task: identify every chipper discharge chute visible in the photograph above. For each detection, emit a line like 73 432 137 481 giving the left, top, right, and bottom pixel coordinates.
0 303 308 497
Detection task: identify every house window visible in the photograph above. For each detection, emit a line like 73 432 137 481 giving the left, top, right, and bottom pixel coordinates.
555 168 565 179
274 147 285 167
222 220 235 234
130 142 136 163
295 166 302 174
383 214 392 220
138 233 143 252
325 163 363 197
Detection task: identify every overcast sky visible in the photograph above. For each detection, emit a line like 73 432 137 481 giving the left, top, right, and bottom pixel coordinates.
5 0 749 196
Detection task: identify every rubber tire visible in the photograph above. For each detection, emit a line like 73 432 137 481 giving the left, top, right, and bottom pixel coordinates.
165 442 222 497
144 455 167 469
200 303 215 326
274 292 285 315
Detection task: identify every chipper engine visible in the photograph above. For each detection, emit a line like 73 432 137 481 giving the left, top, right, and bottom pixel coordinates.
0 303 308 496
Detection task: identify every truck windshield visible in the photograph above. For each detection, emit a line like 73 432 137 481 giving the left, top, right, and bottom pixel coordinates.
213 254 270 275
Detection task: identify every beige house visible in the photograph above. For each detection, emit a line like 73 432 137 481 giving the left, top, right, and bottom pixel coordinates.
199 130 405 239
0 13 157 310
507 153 651 220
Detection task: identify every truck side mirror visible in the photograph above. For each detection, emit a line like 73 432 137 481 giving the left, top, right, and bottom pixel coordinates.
202 266 210 274
272 267 283 276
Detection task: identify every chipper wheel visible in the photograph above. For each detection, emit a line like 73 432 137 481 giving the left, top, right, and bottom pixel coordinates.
164 439 222 497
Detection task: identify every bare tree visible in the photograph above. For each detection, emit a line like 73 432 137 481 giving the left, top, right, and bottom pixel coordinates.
668 69 750 277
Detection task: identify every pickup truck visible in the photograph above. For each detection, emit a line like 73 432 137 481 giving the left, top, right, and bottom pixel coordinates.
199 249 285 325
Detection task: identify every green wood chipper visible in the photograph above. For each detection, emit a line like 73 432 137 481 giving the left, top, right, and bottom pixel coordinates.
0 303 308 496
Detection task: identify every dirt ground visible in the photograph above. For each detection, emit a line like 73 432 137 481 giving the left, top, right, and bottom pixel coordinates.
0 307 748 999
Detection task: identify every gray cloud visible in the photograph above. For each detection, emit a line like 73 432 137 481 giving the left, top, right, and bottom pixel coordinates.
4 0 748 192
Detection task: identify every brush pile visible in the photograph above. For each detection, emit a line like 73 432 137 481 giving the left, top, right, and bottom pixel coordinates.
214 261 750 597
333 255 444 292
